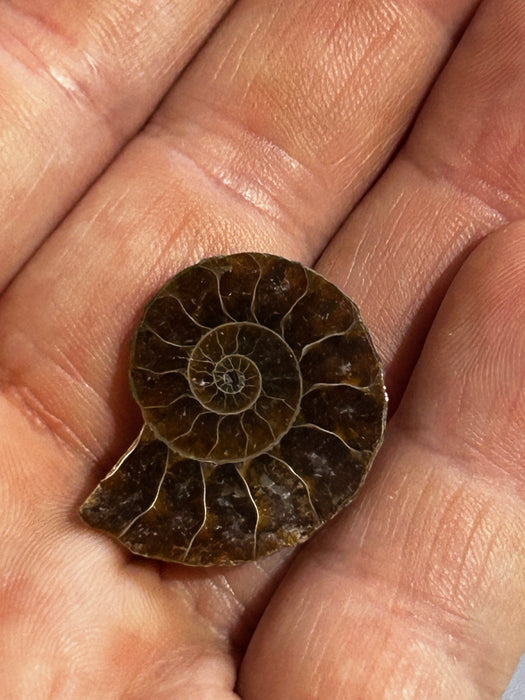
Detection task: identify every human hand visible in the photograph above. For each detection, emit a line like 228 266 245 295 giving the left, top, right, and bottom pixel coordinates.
1 1 524 697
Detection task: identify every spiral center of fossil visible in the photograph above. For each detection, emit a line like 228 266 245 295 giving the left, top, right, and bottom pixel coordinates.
213 355 252 394
221 369 244 392
139 321 302 462
188 331 264 415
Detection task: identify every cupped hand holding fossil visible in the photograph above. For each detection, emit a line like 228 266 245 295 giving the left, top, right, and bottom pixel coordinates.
1 1 524 697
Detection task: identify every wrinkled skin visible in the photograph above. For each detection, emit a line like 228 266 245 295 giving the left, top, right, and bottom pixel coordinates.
0 1 524 698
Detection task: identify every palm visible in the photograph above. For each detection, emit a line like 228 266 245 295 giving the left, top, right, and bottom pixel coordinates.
1 1 524 697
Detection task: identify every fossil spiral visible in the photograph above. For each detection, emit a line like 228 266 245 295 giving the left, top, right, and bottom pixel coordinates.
80 253 387 566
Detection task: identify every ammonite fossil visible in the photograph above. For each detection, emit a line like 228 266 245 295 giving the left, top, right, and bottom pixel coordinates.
80 253 387 566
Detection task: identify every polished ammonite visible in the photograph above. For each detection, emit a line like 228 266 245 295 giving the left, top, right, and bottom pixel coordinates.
80 253 387 566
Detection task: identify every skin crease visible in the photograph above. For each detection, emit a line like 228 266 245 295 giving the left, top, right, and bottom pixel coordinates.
0 0 524 697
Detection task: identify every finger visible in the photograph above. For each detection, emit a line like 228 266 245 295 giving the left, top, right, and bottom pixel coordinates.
239 222 525 699
146 0 478 255
317 0 525 406
0 0 234 289
0 0 479 459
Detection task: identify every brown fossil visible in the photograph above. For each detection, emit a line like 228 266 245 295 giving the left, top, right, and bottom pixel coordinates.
80 253 387 566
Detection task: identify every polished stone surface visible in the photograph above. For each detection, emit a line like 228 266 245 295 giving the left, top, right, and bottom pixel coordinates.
80 253 387 566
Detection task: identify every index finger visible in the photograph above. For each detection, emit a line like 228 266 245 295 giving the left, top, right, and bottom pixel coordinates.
0 0 234 289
